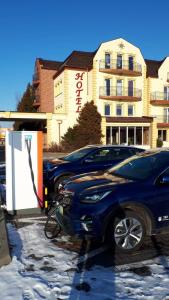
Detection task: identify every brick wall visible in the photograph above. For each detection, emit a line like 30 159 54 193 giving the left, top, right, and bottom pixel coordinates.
40 69 56 113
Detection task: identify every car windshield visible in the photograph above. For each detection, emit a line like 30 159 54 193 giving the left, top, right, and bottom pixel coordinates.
62 147 96 162
107 151 169 180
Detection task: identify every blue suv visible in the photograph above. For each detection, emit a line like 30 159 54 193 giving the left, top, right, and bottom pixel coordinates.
44 145 144 194
56 149 169 253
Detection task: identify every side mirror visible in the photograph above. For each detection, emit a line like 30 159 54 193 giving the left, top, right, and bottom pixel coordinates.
159 175 169 186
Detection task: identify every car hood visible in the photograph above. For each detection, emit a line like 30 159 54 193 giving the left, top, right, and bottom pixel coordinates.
43 158 69 171
63 171 133 194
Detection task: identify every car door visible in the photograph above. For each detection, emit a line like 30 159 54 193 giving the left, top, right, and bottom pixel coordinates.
148 167 169 229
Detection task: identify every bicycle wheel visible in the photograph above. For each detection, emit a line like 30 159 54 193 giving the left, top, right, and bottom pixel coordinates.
44 215 61 239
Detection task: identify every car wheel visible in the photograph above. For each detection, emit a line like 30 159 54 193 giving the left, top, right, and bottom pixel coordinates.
54 175 71 193
107 210 146 253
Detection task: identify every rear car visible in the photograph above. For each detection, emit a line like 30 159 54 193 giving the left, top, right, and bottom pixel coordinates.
44 144 144 195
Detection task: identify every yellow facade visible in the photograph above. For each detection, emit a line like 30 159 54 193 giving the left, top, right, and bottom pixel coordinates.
48 38 169 148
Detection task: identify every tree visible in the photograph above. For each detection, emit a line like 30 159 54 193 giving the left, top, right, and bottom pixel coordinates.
16 83 36 112
14 83 37 130
61 101 103 151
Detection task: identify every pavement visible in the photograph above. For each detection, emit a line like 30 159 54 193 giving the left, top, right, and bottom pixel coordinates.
0 208 11 267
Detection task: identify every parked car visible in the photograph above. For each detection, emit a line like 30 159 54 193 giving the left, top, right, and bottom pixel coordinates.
55 149 169 254
44 145 144 194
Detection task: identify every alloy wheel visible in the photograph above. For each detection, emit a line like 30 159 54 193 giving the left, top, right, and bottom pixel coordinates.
114 217 143 250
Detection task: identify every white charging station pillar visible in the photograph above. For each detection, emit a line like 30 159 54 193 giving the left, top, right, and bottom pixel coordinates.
6 131 43 214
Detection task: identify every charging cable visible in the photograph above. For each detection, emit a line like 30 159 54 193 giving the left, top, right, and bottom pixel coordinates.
25 138 44 209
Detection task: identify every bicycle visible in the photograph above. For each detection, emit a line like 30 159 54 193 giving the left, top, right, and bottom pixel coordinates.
44 196 62 239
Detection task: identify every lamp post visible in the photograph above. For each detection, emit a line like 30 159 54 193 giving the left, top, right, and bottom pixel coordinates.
57 120 62 144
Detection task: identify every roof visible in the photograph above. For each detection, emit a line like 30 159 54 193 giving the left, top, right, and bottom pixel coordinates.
38 58 63 70
53 50 95 79
145 59 165 78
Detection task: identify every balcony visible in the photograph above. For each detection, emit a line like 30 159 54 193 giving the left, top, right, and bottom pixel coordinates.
99 60 142 76
32 72 40 86
99 86 142 101
150 92 169 105
156 115 169 127
33 95 40 108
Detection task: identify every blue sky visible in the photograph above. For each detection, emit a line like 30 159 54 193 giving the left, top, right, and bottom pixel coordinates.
0 0 169 114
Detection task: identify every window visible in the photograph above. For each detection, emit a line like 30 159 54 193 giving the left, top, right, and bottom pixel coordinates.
105 53 111 69
164 108 169 122
128 56 134 70
128 105 134 116
158 130 167 142
106 127 111 144
117 54 122 69
128 80 134 96
136 127 142 145
104 104 110 116
128 127 135 145
105 79 110 96
116 79 123 96
112 127 119 144
116 104 122 116
164 86 169 100
120 127 127 144
106 126 150 146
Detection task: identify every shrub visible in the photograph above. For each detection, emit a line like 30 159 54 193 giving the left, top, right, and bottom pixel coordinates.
156 138 163 147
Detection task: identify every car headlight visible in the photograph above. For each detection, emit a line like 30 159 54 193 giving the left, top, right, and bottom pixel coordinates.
81 190 112 203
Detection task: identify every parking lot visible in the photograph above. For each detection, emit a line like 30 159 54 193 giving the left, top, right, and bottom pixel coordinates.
1 216 169 300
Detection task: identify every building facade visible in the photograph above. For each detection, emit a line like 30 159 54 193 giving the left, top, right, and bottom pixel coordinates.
33 38 169 148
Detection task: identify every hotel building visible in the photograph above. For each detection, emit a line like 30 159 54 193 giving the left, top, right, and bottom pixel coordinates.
32 38 169 148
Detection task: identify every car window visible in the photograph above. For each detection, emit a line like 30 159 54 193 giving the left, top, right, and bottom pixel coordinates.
85 147 132 162
86 149 112 162
63 147 96 162
113 148 133 160
130 148 144 155
108 152 169 180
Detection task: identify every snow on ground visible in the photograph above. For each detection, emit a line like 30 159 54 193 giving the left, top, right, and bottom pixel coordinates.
1 221 169 300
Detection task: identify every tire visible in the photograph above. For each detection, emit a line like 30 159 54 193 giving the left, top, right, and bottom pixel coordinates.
54 175 71 193
107 210 146 253
44 213 61 239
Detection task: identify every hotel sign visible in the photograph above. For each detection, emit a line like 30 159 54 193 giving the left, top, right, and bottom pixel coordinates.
75 72 85 113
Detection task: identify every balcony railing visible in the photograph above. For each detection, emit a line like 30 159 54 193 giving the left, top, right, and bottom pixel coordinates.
99 59 142 74
156 115 169 123
151 92 169 101
99 86 142 99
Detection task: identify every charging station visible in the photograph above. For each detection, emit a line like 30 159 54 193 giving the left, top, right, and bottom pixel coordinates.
6 131 43 214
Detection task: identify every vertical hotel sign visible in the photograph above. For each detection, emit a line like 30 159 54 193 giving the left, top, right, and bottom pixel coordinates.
75 72 85 113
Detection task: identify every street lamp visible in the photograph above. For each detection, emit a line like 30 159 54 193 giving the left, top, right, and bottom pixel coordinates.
57 120 62 144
